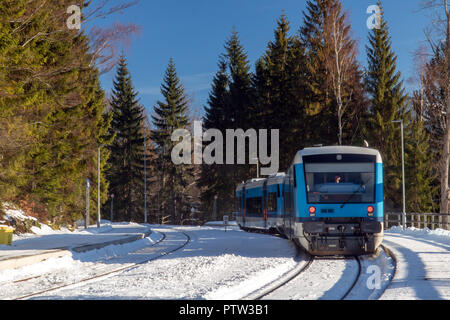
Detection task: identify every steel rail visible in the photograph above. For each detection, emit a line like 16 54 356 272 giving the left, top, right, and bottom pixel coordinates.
12 230 190 300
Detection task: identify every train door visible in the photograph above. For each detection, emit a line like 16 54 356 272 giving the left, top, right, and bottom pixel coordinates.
263 180 268 229
277 183 282 230
283 171 292 239
242 186 246 228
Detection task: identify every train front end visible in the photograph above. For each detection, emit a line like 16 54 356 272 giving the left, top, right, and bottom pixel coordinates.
293 146 384 256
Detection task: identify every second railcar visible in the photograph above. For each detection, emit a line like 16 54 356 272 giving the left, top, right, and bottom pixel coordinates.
235 173 285 232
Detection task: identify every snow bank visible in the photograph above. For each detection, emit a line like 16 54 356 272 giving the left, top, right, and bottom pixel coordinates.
0 231 163 284
386 226 450 245
71 231 163 262
0 202 63 238
204 221 238 226
3 205 37 222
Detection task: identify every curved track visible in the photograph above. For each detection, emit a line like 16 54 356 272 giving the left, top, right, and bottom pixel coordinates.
9 229 191 300
251 245 395 300
244 251 314 300
340 256 362 300
4 227 396 300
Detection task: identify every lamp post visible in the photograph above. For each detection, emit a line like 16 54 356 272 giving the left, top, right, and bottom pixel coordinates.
213 195 218 221
251 157 260 179
144 130 147 224
110 194 114 223
97 145 103 228
86 178 90 229
392 120 406 229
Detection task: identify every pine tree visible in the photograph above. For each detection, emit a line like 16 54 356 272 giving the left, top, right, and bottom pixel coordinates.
151 59 192 225
254 14 307 170
364 1 408 211
225 29 255 131
199 30 257 218
203 57 230 132
200 58 231 219
0 1 112 225
108 55 146 222
406 94 439 213
299 0 336 146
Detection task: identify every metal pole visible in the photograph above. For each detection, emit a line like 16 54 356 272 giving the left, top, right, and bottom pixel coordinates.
393 120 406 229
98 146 101 228
213 195 218 221
251 157 259 178
110 194 114 223
257 161 260 179
86 178 90 229
144 131 147 224
401 121 406 229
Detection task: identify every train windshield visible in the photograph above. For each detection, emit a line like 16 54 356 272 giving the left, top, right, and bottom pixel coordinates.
304 155 376 204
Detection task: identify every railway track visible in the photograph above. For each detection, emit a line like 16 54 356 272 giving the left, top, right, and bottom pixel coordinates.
8 229 191 300
248 244 395 300
3 226 396 300
341 256 362 300
245 252 315 300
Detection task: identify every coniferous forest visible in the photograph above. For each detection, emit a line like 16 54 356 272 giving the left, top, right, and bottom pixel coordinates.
0 0 449 229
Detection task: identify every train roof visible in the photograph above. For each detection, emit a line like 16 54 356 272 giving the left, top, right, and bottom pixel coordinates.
292 146 383 165
236 173 286 191
267 173 286 185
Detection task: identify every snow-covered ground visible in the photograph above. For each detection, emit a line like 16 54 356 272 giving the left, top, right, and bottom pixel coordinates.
381 227 450 300
31 226 299 300
0 221 448 300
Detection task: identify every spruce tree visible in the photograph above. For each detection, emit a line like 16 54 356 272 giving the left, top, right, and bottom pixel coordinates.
203 57 230 132
0 1 112 224
364 2 408 211
200 58 231 218
254 14 307 170
225 30 255 131
199 30 257 219
299 0 336 146
108 55 146 222
406 94 439 213
151 59 192 225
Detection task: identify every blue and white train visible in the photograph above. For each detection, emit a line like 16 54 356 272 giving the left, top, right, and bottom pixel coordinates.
235 146 384 256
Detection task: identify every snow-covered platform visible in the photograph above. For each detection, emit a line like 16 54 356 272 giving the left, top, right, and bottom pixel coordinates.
0 223 152 271
381 227 450 300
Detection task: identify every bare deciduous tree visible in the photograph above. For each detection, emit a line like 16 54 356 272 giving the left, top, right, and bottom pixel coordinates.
323 0 358 145
3 0 141 72
422 0 450 217
89 22 142 74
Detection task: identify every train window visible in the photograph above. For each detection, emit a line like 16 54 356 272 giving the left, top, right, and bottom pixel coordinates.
304 162 376 204
268 192 277 212
246 197 262 215
293 166 297 188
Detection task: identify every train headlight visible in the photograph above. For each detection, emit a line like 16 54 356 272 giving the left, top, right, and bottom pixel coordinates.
309 206 316 216
367 206 375 217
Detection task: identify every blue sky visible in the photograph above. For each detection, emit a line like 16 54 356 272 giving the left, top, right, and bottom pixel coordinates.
91 0 433 119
